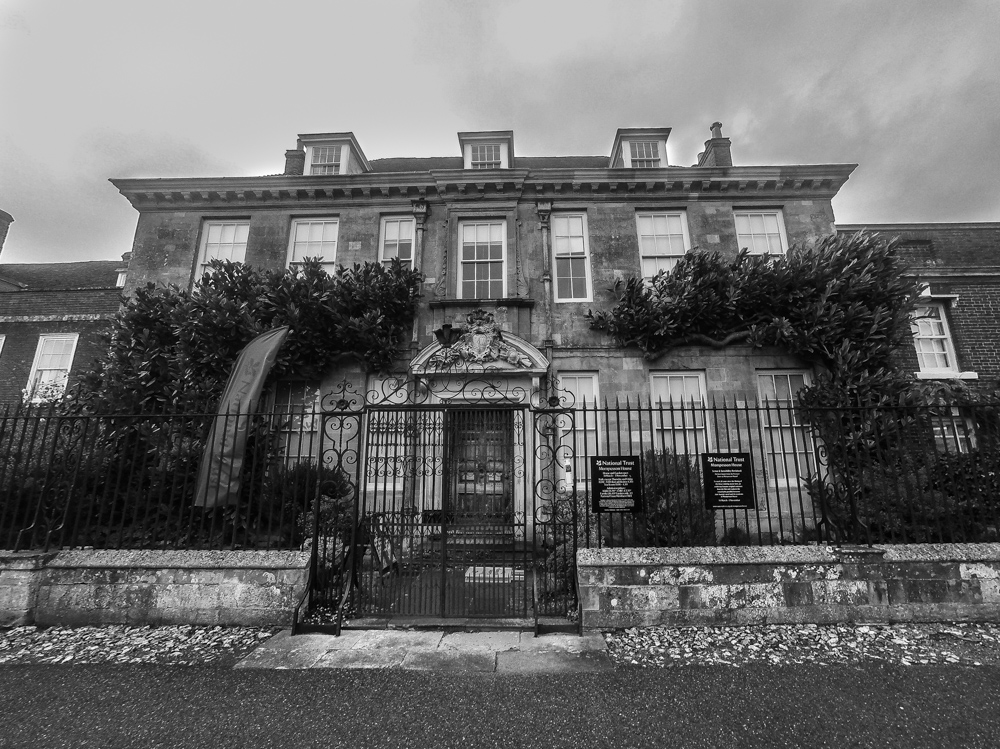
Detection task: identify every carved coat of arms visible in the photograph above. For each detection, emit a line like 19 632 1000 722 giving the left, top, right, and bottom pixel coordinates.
430 309 531 369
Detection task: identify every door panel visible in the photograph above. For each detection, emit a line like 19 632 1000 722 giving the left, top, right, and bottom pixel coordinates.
447 409 514 522
345 405 528 619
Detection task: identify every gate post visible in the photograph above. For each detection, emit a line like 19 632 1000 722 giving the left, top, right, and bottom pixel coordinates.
309 379 367 634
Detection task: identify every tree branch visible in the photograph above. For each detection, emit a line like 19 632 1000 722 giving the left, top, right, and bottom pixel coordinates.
644 331 751 361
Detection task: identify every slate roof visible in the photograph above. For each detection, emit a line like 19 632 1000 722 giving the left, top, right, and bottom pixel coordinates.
0 261 121 291
367 155 610 172
837 223 1000 269
0 288 123 317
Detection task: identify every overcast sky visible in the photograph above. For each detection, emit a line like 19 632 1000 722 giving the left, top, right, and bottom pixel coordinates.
1 0 998 263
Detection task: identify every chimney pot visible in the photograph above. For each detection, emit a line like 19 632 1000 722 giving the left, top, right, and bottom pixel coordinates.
697 123 733 167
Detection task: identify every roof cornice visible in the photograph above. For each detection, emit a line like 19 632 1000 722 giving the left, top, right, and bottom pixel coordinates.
525 164 856 198
839 222 1000 231
903 266 1000 278
111 163 857 209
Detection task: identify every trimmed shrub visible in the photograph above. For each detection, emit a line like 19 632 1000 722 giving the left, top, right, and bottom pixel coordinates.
641 449 716 547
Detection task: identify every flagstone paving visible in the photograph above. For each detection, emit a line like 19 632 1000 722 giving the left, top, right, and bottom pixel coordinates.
235 629 613 672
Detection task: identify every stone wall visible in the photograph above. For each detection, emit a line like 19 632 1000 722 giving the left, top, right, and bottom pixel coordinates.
117 187 847 411
577 544 1000 629
0 550 310 627
0 552 54 626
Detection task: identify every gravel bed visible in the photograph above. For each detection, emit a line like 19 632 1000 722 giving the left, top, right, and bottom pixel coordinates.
4 622 1000 668
0 625 277 666
605 622 1000 668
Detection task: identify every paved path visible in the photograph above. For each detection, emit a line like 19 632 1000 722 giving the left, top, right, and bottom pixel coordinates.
236 629 613 672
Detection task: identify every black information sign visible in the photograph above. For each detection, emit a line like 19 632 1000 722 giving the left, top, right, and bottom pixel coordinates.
701 452 757 510
590 456 643 513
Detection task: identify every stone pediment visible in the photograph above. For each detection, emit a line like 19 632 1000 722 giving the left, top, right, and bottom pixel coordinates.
412 309 547 375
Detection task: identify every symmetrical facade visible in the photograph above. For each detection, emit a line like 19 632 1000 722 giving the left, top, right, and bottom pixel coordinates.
107 124 861 551
112 124 856 415
103 128 1000 614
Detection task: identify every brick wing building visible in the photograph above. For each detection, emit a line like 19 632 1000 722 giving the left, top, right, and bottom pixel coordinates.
0 211 125 404
837 222 1000 386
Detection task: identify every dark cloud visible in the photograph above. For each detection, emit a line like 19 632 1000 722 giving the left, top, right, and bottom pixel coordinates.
1 0 997 262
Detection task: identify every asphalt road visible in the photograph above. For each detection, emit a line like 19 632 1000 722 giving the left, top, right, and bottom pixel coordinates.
2 664 998 749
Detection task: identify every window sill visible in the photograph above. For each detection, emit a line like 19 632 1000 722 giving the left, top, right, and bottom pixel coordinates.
914 371 979 380
429 298 535 309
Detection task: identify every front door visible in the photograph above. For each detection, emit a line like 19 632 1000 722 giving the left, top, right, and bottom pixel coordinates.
439 407 522 616
347 405 528 619
447 408 514 524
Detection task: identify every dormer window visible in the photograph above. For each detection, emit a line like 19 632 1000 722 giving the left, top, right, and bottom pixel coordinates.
305 144 346 175
459 131 514 170
470 144 502 169
629 141 660 168
609 128 671 169
310 145 342 175
296 132 371 176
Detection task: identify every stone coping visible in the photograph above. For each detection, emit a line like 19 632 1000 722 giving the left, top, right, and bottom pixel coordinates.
577 546 834 566
881 543 1000 562
0 552 57 570
577 543 1000 567
43 550 311 570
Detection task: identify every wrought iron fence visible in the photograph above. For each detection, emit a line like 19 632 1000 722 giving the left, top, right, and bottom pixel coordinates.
3 396 998 559
554 397 1000 548
0 402 348 552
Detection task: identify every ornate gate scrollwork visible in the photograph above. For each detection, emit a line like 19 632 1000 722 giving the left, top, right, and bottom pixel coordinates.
312 366 582 625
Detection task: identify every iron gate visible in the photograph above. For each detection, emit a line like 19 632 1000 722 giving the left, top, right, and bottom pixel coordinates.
311 375 579 623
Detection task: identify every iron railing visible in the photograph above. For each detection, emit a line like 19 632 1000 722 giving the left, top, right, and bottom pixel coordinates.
3 398 998 556
0 402 349 552
555 397 1000 547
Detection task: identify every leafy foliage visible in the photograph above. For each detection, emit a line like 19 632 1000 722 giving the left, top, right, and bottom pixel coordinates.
641 449 716 546
805 424 1000 544
73 258 422 413
799 379 1000 543
585 233 1000 544
0 406 353 550
2 258 417 550
587 232 921 386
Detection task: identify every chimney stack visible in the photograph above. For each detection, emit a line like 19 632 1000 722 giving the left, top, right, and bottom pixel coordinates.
0 210 13 258
697 122 733 167
284 148 306 175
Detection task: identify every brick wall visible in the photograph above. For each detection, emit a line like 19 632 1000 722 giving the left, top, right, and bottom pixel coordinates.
0 318 114 403
839 224 1000 269
845 224 1000 383
934 280 1000 381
